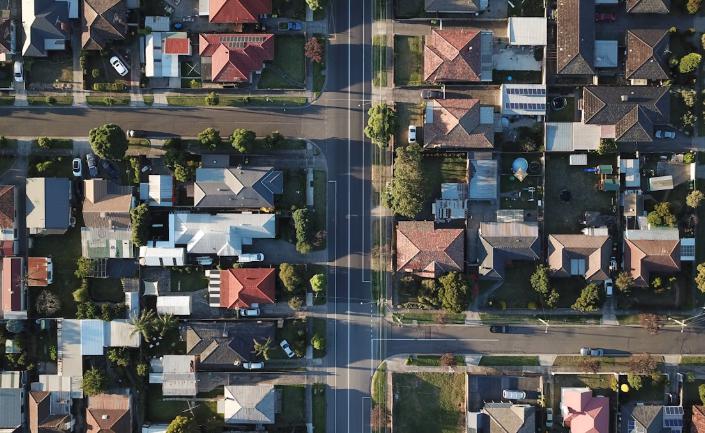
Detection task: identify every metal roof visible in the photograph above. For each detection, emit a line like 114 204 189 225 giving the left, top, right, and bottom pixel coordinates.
507 17 547 46
157 296 192 316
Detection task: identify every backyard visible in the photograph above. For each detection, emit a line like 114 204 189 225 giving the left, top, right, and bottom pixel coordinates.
393 372 466 433
418 155 467 219
146 385 223 433
546 96 576 122
89 278 125 303
486 262 536 309
170 267 209 292
499 153 543 211
258 36 306 89
508 0 545 16
394 35 424 86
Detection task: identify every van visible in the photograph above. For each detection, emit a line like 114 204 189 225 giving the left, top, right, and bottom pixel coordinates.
502 390 526 400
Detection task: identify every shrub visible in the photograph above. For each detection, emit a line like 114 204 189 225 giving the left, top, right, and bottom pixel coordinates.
682 112 697 127
615 271 633 294
136 362 149 377
681 89 697 107
293 208 314 254
627 374 643 390
311 333 326 350
36 290 61 316
75 257 93 279
699 384 705 405
288 296 303 310
438 272 468 313
167 416 195 433
305 37 324 63
83 368 107 396
205 91 219 106
37 136 53 149
685 151 696 163
647 202 676 227
695 263 705 293
231 128 255 153
679 53 702 74
45 95 56 105
572 283 602 312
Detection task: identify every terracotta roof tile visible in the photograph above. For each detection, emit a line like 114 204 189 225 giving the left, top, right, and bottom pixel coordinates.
424 28 483 82
1 257 22 313
86 394 131 433
396 221 464 278
199 33 274 83
209 0 272 24
219 268 275 309
624 238 680 287
692 406 705 433
424 98 494 149
164 36 190 55
0 185 15 230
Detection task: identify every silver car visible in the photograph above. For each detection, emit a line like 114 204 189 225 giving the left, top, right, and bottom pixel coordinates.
280 339 295 358
110 56 128 76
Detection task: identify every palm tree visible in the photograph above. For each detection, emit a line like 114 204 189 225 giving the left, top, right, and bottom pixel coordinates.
155 313 178 338
129 309 156 342
252 337 273 360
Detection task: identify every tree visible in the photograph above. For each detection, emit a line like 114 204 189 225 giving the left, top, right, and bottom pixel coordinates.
36 290 61 316
136 362 149 377
679 53 702 74
696 263 705 293
288 295 304 310
639 313 663 334
596 138 617 155
83 368 106 396
687 190 704 208
699 384 705 405
293 208 314 253
440 353 457 367
647 202 676 227
627 373 644 390
197 128 221 149
253 336 273 360
88 123 128 160
107 347 130 367
130 203 150 246
688 0 702 13
306 0 327 11
531 265 558 308
205 91 219 106
364 103 396 147
629 354 659 375
615 272 634 294
438 272 468 313
279 263 303 293
572 283 602 312
610 376 619 392
129 309 157 342
75 257 93 279
231 128 255 153
173 163 196 182
681 88 697 107
311 333 326 350
167 416 196 433
305 37 324 63
154 313 178 338
546 290 560 309
310 273 326 293
386 143 425 218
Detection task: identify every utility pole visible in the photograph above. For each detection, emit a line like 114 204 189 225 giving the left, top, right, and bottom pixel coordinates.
537 318 549 334
667 317 687 333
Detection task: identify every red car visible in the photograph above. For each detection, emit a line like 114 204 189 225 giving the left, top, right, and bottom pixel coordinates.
594 12 616 22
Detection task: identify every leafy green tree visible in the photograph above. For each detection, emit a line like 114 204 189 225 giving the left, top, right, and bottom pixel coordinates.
173 163 196 182
530 264 550 297
306 0 327 11
136 362 149 377
253 336 273 360
695 263 705 293
293 208 314 253
83 368 106 396
572 283 602 312
615 271 633 294
596 139 617 155
154 313 178 338
167 416 196 433
231 128 255 153
688 0 702 14
88 124 128 160
385 143 425 218
279 263 303 293
545 290 560 309
198 128 221 149
37 136 53 149
205 91 219 106
311 333 326 350
288 295 304 310
681 89 697 107
679 53 702 73
129 309 157 342
130 203 150 246
687 190 704 208
437 272 468 313
646 202 676 227
364 103 396 147
75 257 93 279
699 384 705 405
310 273 326 293
107 347 130 367
627 373 643 390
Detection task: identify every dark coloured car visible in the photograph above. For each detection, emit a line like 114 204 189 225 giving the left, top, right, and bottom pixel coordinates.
421 89 444 99
594 12 616 22
85 153 98 178
490 325 509 333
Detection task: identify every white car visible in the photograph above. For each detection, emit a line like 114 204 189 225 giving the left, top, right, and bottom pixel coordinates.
239 305 261 317
238 253 264 263
408 125 417 144
604 278 614 297
109 56 129 76
72 158 83 178
280 339 295 358
502 389 526 400
13 61 23 83
243 361 264 370
655 130 676 139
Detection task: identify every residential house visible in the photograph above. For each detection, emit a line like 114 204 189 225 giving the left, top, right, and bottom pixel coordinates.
28 389 73 433
622 404 683 433
140 175 174 207
0 371 23 433
548 234 610 281
692 406 705 433
86 393 132 433
423 98 495 149
219 385 277 425
211 268 276 309
467 402 535 433
624 229 681 287
627 0 669 13
0 257 25 319
183 321 276 369
146 31 191 78
0 10 11 62
561 388 609 433
507 17 547 46
395 221 464 278
148 355 197 396
199 33 274 83
21 0 74 57
501 84 547 117
81 0 127 50
199 0 271 24
425 0 488 13
0 186 17 256
194 165 283 210
626 29 670 84
26 178 72 235
581 86 670 143
556 0 595 75
81 179 134 259
138 246 185 266
478 221 540 279
424 28 493 83
27 257 52 286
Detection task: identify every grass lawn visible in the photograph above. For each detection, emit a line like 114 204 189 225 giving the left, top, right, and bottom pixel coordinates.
166 95 307 107
615 265 694 310
28 156 73 177
499 153 542 210
544 153 615 234
683 379 705 405
407 355 466 366
394 36 424 86
621 375 667 404
419 155 467 219
27 95 73 106
373 35 387 87
277 385 306 425
312 317 327 358
27 55 73 85
89 278 124 303
681 356 705 365
546 97 576 122
394 311 466 324
393 372 466 433
395 0 425 18
552 277 592 309
279 169 307 210
258 35 306 89
372 362 387 404
86 95 131 106
273 0 306 19
487 262 537 309
0 156 15 175
170 268 208 292
0 96 15 105
479 356 539 366
313 384 326 433
145 385 222 433
314 170 327 242
143 95 154 106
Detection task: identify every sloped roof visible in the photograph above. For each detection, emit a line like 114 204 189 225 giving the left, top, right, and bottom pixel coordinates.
478 222 540 279
556 0 595 75
626 0 669 13
1 257 23 314
0 186 14 230
27 257 50 287
627 405 665 433
424 28 483 82
21 0 70 57
222 385 277 424
86 393 131 433
624 237 680 287
26 178 71 232
208 0 272 24
29 390 72 433
81 0 127 50
483 403 535 433
194 167 283 209
692 406 705 433
184 321 275 368
0 387 22 430
561 388 609 433
425 0 484 12
626 29 670 80
0 11 11 56
219 268 276 309
424 98 494 149
548 234 610 281
83 179 133 229
396 221 464 278
199 33 274 83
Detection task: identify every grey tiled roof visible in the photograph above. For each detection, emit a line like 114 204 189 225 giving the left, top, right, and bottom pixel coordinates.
194 167 283 209
556 0 595 75
23 0 69 57
478 222 540 279
184 321 276 369
626 29 670 80
627 0 670 13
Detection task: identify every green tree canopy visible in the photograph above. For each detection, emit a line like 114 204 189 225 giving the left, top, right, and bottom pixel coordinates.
311 333 326 350
385 143 426 218
279 263 304 293
364 103 396 147
88 124 128 160
646 202 676 227
438 272 468 313
687 190 704 208
130 203 151 246
571 283 602 312
167 416 196 433
627 373 643 390
615 271 634 294
231 128 256 153
310 273 326 293
305 0 327 12
293 208 314 254
679 53 702 73
198 127 221 149
83 368 106 396
695 263 705 293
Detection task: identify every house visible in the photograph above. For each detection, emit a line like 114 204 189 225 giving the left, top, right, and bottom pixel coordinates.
81 0 127 50
146 32 191 78
548 234 610 281
0 10 11 62
27 257 52 286
219 385 277 425
148 355 197 396
81 227 134 259
26 178 72 235
626 30 670 84
199 33 274 83
183 321 276 370
501 84 547 117
0 186 16 256
140 175 174 207
86 393 132 433
507 17 547 46
691 406 705 433
561 388 609 433
211 268 276 309
138 246 185 266
199 0 271 24
468 403 535 433
21 0 74 57
478 221 540 279
423 98 495 149
1 257 25 319
0 371 23 433
624 229 681 287
396 221 464 278
424 28 493 83
156 295 192 316
28 389 73 433
581 86 670 143
83 179 132 229
626 0 669 13
194 166 283 209
556 0 595 75
623 404 683 433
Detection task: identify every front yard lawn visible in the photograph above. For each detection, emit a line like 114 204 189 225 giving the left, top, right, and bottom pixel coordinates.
394 36 424 86
166 95 307 107
393 372 466 433
683 379 705 405
621 375 667 404
170 267 208 292
276 385 306 425
145 385 223 433
279 169 307 210
26 55 73 86
479 356 539 366
28 156 73 178
486 262 537 309
258 36 306 89
615 264 694 310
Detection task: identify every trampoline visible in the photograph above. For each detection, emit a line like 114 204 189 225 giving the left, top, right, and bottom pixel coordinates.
512 157 529 182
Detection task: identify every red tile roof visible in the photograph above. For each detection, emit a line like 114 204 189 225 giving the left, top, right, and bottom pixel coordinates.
1 257 22 313
562 389 610 433
424 28 483 82
164 36 190 55
624 238 680 287
86 394 132 433
423 98 494 149
199 33 274 83
220 268 276 309
27 257 50 287
396 221 464 278
0 185 15 230
693 406 705 433
209 0 272 24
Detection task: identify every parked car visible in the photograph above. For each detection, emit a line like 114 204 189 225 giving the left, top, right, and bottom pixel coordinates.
72 158 83 178
109 56 129 76
85 154 98 178
128 129 147 138
280 340 295 358
580 347 604 356
655 130 676 139
421 89 443 99
502 390 526 400
489 325 509 333
594 12 616 22
239 305 261 317
546 408 554 428
408 125 417 144
243 362 264 370
609 256 617 272
604 279 614 297
13 61 23 83
286 22 303 31
238 253 264 263
101 160 119 180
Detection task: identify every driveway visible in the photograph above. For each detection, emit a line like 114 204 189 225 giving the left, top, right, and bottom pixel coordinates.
468 375 543 411
252 239 327 265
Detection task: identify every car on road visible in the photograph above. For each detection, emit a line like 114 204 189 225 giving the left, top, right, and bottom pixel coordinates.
243 361 264 370
604 278 614 297
128 129 147 138
502 390 526 400
489 325 509 333
408 125 417 143
655 130 676 139
594 12 616 22
421 89 443 99
13 61 23 83
101 160 119 180
239 305 261 317
72 158 83 178
238 253 264 263
109 56 129 76
279 21 302 31
280 339 295 358
580 347 604 356
546 408 554 428
85 153 98 178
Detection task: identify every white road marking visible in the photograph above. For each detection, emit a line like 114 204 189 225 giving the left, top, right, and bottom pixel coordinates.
371 338 500 342
346 0 352 432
